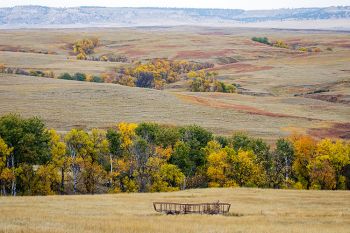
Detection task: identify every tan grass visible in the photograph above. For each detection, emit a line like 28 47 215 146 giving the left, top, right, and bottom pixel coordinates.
0 188 349 233
0 27 349 141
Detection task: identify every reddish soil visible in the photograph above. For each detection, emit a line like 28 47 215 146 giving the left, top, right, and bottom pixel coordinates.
176 94 314 120
157 45 181 49
309 123 350 139
305 94 350 105
0 45 20 52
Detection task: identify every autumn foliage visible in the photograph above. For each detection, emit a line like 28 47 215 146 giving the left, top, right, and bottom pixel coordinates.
73 38 99 60
0 114 349 196
115 59 214 90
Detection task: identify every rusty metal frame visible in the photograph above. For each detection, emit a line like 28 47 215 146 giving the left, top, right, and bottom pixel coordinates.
153 201 231 215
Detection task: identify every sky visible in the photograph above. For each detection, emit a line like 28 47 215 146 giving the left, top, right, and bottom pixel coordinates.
1 0 350 10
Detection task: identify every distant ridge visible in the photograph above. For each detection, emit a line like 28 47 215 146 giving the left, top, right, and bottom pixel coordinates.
0 5 350 28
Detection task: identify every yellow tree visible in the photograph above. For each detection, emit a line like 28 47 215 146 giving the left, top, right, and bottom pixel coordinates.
48 129 68 194
309 155 336 190
148 146 182 192
81 129 108 194
64 129 92 194
110 123 138 192
0 137 13 195
118 122 138 152
316 139 350 189
291 135 317 189
229 150 266 187
32 163 60 195
207 149 229 187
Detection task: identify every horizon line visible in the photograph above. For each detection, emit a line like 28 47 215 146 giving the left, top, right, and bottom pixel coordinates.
2 4 349 11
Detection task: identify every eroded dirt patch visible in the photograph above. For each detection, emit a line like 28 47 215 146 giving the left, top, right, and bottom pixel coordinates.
176 93 314 120
305 94 350 105
309 123 350 139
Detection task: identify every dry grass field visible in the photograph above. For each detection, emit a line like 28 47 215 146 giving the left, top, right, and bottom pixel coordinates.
0 27 349 141
0 188 349 233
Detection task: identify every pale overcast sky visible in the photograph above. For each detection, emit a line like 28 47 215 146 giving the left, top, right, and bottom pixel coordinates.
1 0 349 10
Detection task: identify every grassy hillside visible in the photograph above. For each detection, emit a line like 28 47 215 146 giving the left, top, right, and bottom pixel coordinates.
0 188 349 233
0 27 349 141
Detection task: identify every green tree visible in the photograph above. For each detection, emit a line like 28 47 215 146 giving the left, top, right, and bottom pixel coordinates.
0 114 50 195
72 72 86 81
179 125 213 175
58 73 73 80
170 141 193 177
271 139 294 188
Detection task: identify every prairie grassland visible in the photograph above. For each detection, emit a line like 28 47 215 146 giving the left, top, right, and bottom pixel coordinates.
0 188 349 233
1 74 349 142
0 27 349 141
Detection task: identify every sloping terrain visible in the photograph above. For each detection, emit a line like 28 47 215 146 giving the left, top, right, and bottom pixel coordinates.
0 27 349 141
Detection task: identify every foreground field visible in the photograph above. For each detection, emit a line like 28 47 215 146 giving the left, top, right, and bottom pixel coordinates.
0 188 349 233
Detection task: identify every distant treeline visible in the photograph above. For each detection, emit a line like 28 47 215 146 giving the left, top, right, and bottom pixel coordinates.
72 38 129 62
0 60 236 93
0 114 349 196
251 37 327 52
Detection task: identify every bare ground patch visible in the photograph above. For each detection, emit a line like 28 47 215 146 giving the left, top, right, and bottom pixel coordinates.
309 123 350 139
175 93 315 120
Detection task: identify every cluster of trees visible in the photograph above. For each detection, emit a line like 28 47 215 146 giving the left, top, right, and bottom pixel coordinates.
251 37 324 52
1 114 349 196
0 64 55 78
251 37 289 49
2 59 227 93
115 59 214 89
252 37 271 45
58 72 104 83
72 38 99 60
88 54 129 63
298 47 322 53
188 70 236 93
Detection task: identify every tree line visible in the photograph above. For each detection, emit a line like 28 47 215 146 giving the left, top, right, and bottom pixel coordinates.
251 37 325 52
0 114 349 196
1 59 235 93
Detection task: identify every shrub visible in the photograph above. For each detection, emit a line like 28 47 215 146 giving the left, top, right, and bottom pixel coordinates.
14 68 29 76
273 40 289 49
72 72 86 81
29 70 45 77
0 64 5 72
299 47 308 52
76 53 87 60
90 75 104 83
214 81 236 93
252 37 271 45
58 73 73 80
99 55 108 62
